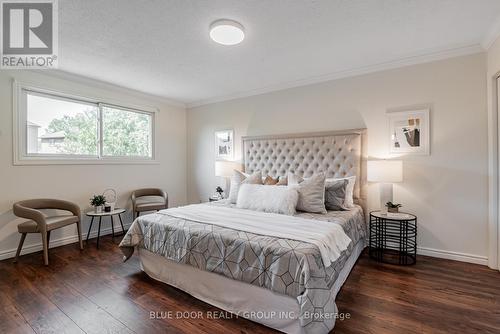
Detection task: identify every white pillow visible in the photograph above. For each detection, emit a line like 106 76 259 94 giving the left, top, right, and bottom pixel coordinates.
236 184 299 215
326 176 356 208
228 170 262 204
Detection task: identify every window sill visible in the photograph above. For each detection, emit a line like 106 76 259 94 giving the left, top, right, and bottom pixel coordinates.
13 157 160 166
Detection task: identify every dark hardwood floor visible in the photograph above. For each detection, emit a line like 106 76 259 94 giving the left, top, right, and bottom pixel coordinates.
1 235 499 334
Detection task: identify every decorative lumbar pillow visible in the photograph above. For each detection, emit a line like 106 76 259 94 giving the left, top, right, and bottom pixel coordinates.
288 173 327 214
228 170 262 204
263 175 279 185
236 184 299 215
324 179 349 211
326 176 356 208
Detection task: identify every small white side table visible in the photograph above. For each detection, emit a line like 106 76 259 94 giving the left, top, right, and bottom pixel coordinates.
85 208 126 248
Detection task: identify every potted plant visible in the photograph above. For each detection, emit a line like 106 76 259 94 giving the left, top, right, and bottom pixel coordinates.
386 201 402 213
90 195 106 213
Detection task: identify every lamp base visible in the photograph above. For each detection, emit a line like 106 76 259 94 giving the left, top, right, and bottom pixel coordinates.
379 183 393 214
224 177 231 198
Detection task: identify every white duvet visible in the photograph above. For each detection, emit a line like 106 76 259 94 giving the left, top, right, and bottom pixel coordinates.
161 204 352 267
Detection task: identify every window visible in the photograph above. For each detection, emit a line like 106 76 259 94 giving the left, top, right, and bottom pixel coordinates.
101 105 152 158
27 92 99 156
15 83 156 164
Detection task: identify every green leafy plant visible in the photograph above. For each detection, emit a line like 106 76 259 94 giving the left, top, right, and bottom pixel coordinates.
90 195 106 207
386 201 402 209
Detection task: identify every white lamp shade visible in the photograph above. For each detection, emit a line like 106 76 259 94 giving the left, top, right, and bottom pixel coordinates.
367 160 403 183
215 160 242 177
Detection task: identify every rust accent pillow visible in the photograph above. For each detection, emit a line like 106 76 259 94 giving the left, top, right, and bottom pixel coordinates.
263 175 279 185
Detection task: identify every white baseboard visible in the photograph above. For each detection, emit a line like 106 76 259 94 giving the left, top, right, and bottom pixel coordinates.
417 247 488 266
0 223 132 261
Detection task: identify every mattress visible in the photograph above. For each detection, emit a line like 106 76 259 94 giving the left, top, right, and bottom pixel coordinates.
119 202 366 333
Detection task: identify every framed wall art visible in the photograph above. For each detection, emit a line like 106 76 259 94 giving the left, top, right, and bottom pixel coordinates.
215 129 234 160
388 108 430 155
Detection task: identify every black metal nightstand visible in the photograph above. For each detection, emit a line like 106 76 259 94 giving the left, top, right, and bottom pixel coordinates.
369 211 417 265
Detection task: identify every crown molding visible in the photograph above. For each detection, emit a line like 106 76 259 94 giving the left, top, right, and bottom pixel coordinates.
27 69 187 109
482 14 500 50
187 44 483 108
20 42 486 110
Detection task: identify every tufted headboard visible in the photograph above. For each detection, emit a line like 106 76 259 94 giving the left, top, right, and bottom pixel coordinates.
242 129 367 208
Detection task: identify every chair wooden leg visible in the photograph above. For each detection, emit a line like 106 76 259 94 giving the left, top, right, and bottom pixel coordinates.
41 231 49 266
14 233 27 263
76 221 83 250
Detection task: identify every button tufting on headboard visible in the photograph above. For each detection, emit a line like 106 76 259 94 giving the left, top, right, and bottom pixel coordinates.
242 130 366 201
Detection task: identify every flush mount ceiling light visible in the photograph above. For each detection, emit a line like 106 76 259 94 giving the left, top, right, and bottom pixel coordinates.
209 19 245 45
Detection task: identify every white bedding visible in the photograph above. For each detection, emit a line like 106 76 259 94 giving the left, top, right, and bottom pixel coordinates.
162 204 352 267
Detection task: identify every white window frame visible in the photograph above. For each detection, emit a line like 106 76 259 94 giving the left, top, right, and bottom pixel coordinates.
13 80 158 165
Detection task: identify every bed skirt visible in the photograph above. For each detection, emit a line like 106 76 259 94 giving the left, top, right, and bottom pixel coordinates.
138 239 365 334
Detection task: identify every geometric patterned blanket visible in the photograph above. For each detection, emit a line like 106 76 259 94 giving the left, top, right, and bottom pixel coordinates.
119 202 366 334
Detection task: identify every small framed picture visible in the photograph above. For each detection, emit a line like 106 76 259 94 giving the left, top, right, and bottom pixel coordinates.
215 129 234 160
387 108 430 155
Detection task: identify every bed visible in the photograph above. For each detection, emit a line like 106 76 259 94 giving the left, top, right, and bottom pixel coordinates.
119 129 367 334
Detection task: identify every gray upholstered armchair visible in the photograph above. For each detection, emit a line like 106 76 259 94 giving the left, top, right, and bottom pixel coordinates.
13 199 83 265
131 188 168 218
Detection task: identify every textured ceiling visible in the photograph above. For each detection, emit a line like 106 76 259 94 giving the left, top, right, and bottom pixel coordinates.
59 0 500 106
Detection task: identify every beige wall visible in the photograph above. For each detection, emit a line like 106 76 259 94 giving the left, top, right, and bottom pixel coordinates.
487 37 500 269
0 70 187 260
187 53 488 264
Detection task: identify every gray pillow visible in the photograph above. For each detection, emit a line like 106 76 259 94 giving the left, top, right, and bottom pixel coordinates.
288 173 327 214
325 179 348 211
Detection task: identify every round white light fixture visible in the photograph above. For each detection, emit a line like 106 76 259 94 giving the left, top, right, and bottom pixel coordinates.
209 19 245 46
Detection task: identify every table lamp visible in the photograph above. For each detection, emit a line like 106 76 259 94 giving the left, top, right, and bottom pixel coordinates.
215 160 242 197
367 160 403 213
